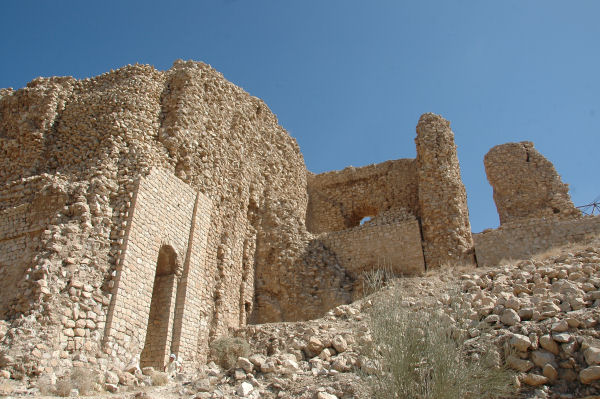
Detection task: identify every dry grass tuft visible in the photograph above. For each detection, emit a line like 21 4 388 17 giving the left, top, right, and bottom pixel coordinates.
54 377 72 397
36 374 55 395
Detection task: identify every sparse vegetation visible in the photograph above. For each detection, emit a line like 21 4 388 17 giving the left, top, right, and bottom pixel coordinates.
361 260 396 296
70 367 95 395
151 370 169 386
209 336 251 369
54 377 72 397
36 374 54 395
364 287 517 399
51 367 95 397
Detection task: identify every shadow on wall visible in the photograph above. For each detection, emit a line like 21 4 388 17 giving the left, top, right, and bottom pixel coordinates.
140 244 180 369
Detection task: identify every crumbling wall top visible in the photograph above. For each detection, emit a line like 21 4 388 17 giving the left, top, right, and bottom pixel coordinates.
484 141 580 225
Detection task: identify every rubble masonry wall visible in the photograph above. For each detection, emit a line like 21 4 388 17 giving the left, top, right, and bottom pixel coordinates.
415 113 475 267
306 159 418 234
474 215 600 267
484 141 580 225
317 219 425 296
0 61 321 375
0 175 69 318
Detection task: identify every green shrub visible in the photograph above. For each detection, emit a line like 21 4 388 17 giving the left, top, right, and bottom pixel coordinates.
209 337 250 369
364 292 517 399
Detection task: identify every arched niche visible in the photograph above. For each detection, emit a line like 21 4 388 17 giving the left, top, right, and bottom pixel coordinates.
140 244 180 368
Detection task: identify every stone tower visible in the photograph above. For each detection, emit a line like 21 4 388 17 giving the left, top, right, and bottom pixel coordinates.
415 113 474 268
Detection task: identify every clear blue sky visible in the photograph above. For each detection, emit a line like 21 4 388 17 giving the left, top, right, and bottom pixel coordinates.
2 1 599 232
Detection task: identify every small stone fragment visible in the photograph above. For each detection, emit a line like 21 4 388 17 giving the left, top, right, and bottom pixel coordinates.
522 373 549 386
500 309 520 326
580 366 600 384
332 335 348 353
236 381 253 397
551 319 569 332
506 355 534 372
543 364 558 381
510 334 531 352
236 357 253 373
531 350 556 368
584 347 600 365
539 335 559 355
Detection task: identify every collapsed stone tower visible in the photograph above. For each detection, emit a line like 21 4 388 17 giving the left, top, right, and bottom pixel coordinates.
0 61 476 378
484 141 580 225
0 61 341 376
472 141 598 268
415 114 474 267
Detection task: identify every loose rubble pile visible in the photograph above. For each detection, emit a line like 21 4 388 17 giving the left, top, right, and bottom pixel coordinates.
195 242 600 399
457 246 600 397
2 241 600 398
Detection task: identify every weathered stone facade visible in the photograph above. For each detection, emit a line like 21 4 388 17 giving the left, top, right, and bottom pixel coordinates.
1 60 594 383
415 113 475 267
306 114 475 270
477 141 595 267
484 141 580 225
0 61 315 375
306 159 418 234
474 215 600 267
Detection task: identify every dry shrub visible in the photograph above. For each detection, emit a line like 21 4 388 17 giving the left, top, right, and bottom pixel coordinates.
364 291 517 399
151 370 169 386
53 367 95 396
209 337 250 369
36 374 55 395
361 261 397 296
55 377 72 397
71 367 95 395
0 380 15 396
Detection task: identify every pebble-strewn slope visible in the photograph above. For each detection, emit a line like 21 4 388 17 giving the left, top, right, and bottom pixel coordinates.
2 241 600 398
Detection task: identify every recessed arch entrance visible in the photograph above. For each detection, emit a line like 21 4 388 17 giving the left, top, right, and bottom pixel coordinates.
140 244 180 369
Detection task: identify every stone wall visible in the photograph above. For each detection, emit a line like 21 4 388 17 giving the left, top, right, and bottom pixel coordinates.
306 113 475 270
484 141 580 225
104 168 212 367
474 216 600 267
317 219 425 296
0 175 68 318
415 113 475 268
0 61 319 375
306 159 418 233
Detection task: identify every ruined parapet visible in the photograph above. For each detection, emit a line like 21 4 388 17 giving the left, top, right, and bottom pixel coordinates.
306 159 418 233
484 141 580 225
474 215 600 267
415 113 474 268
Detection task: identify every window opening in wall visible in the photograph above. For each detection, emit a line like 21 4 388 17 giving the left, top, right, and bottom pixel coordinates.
140 245 179 369
359 216 373 225
348 205 378 228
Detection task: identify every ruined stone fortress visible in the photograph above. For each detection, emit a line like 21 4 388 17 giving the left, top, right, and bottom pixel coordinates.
1 60 599 378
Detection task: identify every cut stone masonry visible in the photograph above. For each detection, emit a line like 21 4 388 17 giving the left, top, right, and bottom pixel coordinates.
0 61 596 379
